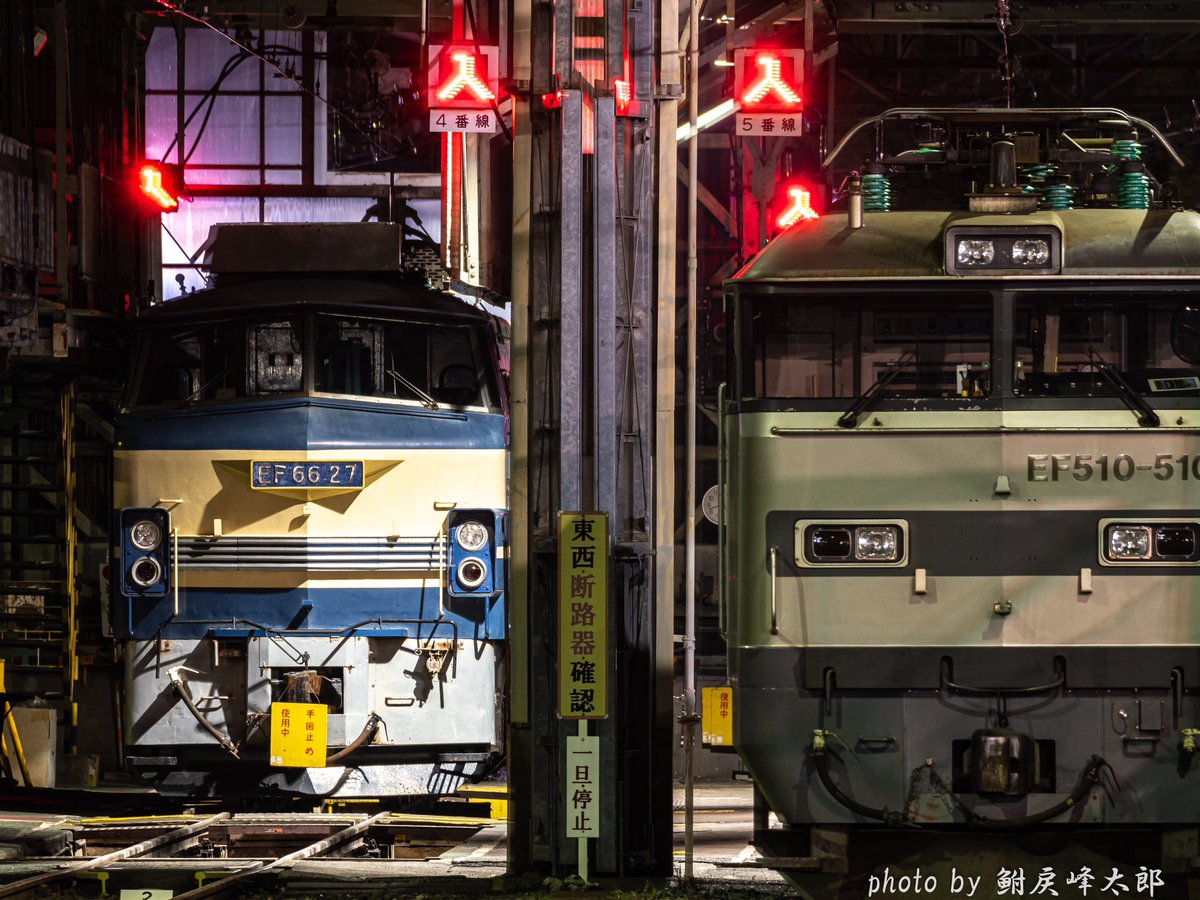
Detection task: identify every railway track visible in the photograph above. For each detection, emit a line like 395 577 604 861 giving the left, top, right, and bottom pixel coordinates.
0 809 503 898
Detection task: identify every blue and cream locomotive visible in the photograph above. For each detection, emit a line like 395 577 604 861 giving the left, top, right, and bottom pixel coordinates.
114 223 506 797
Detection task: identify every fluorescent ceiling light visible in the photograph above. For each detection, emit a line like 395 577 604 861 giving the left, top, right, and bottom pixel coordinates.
676 99 736 142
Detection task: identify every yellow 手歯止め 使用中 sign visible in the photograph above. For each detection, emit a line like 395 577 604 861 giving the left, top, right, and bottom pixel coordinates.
270 701 328 767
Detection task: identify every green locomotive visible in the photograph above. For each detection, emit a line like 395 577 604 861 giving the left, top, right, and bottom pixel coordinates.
722 109 1200 855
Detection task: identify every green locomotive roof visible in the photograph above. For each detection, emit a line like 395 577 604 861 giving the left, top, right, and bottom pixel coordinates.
732 208 1200 283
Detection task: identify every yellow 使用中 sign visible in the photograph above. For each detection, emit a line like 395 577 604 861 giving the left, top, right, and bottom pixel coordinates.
269 701 328 767
701 686 734 747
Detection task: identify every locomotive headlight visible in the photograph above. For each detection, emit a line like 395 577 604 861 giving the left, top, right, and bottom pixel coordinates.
810 527 852 560
855 526 899 561
1107 525 1152 560
1101 519 1200 565
455 520 488 552
1011 239 1050 266
799 520 907 566
129 518 163 551
456 558 488 590
956 239 995 266
1156 526 1196 558
945 227 1061 274
129 556 163 588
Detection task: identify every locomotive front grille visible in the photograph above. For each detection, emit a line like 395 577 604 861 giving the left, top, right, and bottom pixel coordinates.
176 535 444 571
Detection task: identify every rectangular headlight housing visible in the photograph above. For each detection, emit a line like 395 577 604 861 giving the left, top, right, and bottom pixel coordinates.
945 226 1061 275
796 520 908 567
1100 519 1200 565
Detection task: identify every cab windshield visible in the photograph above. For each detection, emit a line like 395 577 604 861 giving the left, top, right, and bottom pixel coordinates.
1014 293 1200 398
132 313 501 411
740 293 993 400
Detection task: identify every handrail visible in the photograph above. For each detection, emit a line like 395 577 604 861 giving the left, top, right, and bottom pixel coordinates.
823 107 1186 171
717 383 727 639
941 671 1064 696
768 546 778 635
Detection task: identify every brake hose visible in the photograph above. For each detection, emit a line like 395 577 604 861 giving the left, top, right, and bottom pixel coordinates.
811 731 1112 830
812 732 907 825
326 712 382 765
168 666 240 759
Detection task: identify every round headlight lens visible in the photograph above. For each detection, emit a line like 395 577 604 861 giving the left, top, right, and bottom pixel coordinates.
456 558 488 589
130 556 162 588
130 519 162 551
455 520 488 552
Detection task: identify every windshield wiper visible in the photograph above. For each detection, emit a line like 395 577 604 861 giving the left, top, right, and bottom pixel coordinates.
838 350 918 429
1087 350 1159 427
386 368 440 410
185 367 230 404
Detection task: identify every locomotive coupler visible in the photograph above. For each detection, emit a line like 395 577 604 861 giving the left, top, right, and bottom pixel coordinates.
969 727 1036 796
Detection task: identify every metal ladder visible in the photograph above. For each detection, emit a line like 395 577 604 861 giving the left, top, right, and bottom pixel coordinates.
0 371 116 773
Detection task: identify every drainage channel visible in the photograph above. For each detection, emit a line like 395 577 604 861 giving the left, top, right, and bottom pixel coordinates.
0 811 496 897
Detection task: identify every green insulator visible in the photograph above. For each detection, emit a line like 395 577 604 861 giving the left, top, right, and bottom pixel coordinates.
862 172 891 211
1118 169 1150 209
1020 163 1054 183
1111 139 1142 160
1040 181 1075 210
1020 164 1050 195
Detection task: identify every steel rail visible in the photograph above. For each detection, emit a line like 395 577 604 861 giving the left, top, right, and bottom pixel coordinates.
172 810 391 900
0 811 231 899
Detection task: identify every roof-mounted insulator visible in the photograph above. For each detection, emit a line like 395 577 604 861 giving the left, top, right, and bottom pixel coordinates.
1119 159 1150 209
1111 135 1150 209
862 164 891 212
1041 175 1075 211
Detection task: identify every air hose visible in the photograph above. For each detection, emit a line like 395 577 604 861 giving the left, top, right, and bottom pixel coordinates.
965 755 1110 830
812 730 907 826
326 712 382 765
168 666 240 759
811 731 1112 830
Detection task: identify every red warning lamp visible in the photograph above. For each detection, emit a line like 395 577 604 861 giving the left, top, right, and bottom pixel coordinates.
742 53 802 107
734 48 804 117
428 45 501 110
614 78 632 113
436 51 496 104
777 185 819 228
137 161 185 212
